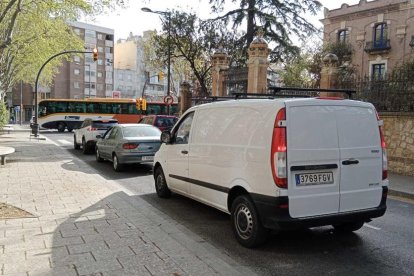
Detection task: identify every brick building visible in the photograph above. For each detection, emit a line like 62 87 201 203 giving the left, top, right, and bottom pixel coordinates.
321 0 414 78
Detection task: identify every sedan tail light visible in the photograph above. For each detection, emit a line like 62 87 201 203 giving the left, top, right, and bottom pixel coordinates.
122 143 139 150
87 127 97 131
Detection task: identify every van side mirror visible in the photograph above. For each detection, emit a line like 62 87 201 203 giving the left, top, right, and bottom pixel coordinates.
160 131 171 143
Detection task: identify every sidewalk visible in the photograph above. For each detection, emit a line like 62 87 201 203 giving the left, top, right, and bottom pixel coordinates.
0 127 255 276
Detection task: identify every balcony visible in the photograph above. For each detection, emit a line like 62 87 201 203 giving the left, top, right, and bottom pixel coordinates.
364 39 391 54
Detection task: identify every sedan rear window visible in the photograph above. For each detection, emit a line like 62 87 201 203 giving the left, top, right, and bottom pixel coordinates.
92 120 118 129
122 126 161 138
155 117 178 127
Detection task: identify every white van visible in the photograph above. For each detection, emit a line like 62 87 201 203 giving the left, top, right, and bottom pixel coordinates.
153 97 388 247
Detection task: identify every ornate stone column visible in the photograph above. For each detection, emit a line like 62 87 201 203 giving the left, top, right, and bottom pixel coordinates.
247 32 270 94
211 48 230 97
319 53 345 98
179 81 191 116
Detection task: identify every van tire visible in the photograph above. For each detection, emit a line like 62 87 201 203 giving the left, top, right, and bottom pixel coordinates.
333 221 365 233
154 167 171 198
231 195 269 248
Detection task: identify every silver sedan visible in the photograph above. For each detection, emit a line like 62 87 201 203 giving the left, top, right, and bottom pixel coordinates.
95 124 161 172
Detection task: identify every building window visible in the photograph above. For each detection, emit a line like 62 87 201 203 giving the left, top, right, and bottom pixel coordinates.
97 33 103 40
119 73 123 80
106 84 113 91
85 29 96 38
85 82 96 89
97 59 103 65
74 82 80 89
105 47 112 53
337 29 349 43
374 23 388 48
97 72 103 78
97 84 104 91
74 56 81 63
73 28 81 35
127 74 132 80
74 69 80 75
98 46 104 53
372 63 386 79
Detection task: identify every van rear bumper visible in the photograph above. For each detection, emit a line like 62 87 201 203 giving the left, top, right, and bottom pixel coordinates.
251 187 388 230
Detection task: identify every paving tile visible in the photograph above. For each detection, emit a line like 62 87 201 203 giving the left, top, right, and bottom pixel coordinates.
91 247 135 261
68 241 109 255
74 258 123 275
3 258 51 274
50 252 94 268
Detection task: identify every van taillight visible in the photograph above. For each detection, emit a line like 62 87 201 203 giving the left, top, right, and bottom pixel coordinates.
376 112 388 180
271 108 287 188
88 127 97 131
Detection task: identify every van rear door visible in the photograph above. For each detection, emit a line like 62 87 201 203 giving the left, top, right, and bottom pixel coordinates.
335 105 382 212
286 102 341 218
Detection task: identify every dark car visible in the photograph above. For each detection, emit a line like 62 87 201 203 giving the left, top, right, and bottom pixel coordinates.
138 115 179 132
95 124 161 172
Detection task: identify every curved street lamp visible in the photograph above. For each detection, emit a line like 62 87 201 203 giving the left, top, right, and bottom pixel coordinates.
141 7 172 115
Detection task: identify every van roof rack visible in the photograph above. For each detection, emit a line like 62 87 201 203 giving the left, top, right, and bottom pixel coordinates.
231 87 356 99
193 87 356 103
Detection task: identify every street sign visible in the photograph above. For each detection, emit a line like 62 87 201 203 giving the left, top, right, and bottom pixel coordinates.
163 95 174 105
14 106 20 112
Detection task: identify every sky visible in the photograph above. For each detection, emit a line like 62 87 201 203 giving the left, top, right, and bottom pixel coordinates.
88 0 361 41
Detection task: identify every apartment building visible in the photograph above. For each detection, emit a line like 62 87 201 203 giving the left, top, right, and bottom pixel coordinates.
10 22 115 122
321 0 414 78
53 21 114 99
114 31 166 100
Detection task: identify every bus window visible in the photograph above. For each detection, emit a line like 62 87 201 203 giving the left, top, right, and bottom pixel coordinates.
56 102 68 113
86 103 95 113
120 103 129 114
73 102 86 113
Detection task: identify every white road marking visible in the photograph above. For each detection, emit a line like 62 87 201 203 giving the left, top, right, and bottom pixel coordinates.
57 139 72 145
364 223 381 230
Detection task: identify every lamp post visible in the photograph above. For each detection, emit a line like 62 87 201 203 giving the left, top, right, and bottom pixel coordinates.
141 7 171 115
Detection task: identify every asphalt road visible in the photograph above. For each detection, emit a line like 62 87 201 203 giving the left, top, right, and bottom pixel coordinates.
45 131 414 276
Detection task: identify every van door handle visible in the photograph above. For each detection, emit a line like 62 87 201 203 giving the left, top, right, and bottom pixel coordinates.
342 159 359 165
181 150 188 154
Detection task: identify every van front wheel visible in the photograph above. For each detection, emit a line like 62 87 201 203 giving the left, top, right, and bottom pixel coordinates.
154 167 171 198
231 195 268 248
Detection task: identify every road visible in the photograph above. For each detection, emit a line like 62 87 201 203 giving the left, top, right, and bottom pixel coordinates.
45 131 414 276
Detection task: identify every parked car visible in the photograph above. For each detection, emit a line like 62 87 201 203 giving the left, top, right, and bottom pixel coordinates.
153 97 388 248
74 118 118 154
95 124 162 172
138 115 179 132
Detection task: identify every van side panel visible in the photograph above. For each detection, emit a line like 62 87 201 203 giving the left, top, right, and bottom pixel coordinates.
335 105 382 212
189 104 277 211
287 105 341 218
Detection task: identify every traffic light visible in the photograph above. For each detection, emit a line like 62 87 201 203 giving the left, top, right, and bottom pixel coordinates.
141 98 147 111
158 71 164 82
136 98 142 110
93 47 98 61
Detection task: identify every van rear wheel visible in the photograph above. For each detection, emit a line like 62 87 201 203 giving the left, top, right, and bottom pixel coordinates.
333 221 365 233
154 167 171 198
231 195 269 248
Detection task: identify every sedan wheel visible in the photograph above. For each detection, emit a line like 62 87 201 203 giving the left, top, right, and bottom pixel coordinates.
82 138 89 154
74 135 80 150
113 154 123 172
96 148 103 162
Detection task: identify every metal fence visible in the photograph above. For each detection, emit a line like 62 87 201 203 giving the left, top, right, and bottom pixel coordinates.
340 69 414 112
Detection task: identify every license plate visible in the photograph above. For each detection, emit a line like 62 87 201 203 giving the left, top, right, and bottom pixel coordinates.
295 172 334 186
141 156 154 161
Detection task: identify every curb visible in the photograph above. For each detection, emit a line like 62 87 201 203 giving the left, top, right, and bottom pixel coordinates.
388 189 414 201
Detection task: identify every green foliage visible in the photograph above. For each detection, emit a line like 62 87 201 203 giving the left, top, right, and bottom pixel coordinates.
151 10 239 96
0 0 127 100
208 0 322 63
0 101 9 129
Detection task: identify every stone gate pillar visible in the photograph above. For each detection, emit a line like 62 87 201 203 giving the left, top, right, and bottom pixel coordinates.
319 53 345 98
247 32 270 93
179 81 191 116
211 48 230 97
